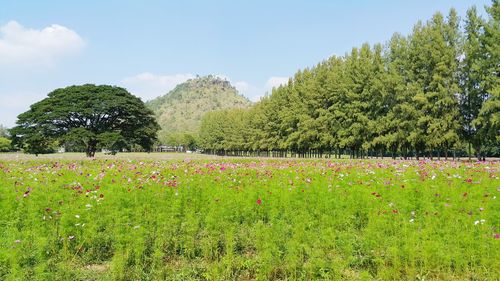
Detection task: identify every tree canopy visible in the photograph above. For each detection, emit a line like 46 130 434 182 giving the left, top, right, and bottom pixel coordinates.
200 2 499 159
11 84 160 157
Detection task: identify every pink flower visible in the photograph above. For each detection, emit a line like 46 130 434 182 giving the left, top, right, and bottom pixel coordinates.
256 198 262 205
494 234 500 239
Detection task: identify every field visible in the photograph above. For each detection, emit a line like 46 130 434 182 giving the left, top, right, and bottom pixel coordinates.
0 154 499 280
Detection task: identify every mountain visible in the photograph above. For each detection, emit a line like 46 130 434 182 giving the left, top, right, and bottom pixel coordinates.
146 75 252 145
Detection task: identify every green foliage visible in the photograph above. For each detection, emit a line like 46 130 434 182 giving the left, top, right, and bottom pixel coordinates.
199 3 499 159
474 0 500 146
146 75 252 146
0 158 498 279
98 132 128 154
0 137 11 152
159 132 198 151
11 84 160 157
20 133 58 155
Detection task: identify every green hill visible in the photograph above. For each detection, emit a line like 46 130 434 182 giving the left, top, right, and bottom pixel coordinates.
146 75 252 146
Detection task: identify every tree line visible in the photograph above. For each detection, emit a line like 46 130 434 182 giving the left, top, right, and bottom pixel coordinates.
199 3 499 160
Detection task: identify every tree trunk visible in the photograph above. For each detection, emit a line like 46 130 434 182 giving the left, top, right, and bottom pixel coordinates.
86 140 97 157
468 142 472 161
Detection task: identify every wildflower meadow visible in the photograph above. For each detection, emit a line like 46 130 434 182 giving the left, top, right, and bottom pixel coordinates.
0 157 499 280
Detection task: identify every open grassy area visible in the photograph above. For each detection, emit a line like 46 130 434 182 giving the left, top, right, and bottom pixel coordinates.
0 156 498 280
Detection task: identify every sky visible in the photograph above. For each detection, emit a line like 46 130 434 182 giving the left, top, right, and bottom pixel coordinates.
0 0 492 127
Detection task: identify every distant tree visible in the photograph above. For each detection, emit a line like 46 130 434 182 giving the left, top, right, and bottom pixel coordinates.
11 84 160 157
0 124 9 138
0 137 11 152
164 133 198 151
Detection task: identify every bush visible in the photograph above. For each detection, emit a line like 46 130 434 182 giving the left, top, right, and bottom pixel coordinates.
0 137 11 152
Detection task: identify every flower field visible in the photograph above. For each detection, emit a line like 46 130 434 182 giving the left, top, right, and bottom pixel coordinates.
0 158 499 280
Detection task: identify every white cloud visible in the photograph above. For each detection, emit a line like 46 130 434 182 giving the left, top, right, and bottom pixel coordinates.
233 81 264 102
0 91 43 127
265 76 289 90
233 81 250 94
233 76 289 102
121 72 195 101
0 21 85 67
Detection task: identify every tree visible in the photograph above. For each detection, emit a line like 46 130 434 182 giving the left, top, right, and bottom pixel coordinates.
197 4 499 159
460 6 486 159
0 125 9 138
408 11 461 159
474 0 500 154
11 84 160 157
163 132 198 151
0 137 11 152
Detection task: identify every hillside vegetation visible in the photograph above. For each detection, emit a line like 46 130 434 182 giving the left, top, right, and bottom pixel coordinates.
146 75 252 147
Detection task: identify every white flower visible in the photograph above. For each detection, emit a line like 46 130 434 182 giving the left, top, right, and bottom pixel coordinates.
85 204 92 208
68 236 75 240
474 219 486 225
409 219 414 223
133 225 140 229
75 215 80 219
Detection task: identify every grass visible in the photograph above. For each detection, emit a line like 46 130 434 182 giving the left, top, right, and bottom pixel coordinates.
0 155 498 280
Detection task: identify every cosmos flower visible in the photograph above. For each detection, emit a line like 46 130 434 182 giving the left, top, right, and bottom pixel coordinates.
474 219 485 225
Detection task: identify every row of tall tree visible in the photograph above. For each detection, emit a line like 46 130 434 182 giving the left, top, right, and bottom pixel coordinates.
200 3 499 159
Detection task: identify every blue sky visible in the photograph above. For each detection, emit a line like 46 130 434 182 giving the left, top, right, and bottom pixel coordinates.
0 0 492 127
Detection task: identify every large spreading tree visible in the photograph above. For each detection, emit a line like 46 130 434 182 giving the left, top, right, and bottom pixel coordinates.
11 84 160 157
